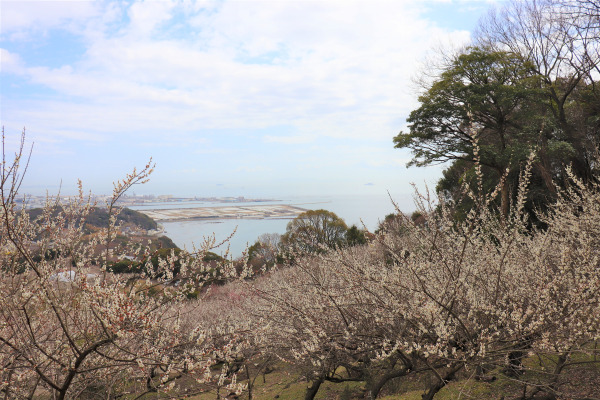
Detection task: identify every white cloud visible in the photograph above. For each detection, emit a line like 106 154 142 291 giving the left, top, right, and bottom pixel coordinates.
0 0 101 39
4 1 473 142
0 48 25 74
127 1 176 37
1 0 482 194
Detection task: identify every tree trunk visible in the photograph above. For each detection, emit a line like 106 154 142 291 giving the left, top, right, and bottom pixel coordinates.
421 363 463 400
304 378 323 400
245 364 253 400
523 353 568 400
501 176 510 221
366 363 412 399
536 125 558 198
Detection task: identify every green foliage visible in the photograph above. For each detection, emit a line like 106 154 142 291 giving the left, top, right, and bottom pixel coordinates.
202 251 225 262
247 233 282 268
28 206 158 233
394 47 540 169
247 241 263 261
108 259 142 274
156 235 178 249
395 44 599 220
375 213 403 234
85 207 158 230
281 209 348 254
345 224 367 246
147 247 183 277
107 248 183 277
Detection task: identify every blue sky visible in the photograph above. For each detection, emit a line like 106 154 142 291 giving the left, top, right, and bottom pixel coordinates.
1 0 501 198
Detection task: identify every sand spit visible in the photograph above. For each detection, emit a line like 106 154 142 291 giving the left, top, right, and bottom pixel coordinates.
138 204 308 222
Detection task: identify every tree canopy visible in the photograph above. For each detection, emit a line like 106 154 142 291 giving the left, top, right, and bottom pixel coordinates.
395 0 600 219
394 47 539 168
281 209 348 253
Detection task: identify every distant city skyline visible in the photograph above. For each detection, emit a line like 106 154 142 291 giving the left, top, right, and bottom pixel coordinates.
1 0 502 200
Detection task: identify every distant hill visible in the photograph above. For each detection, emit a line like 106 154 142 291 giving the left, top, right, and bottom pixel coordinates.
86 207 158 230
28 206 158 231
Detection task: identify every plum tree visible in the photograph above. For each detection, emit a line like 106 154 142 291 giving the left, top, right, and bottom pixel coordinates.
0 130 244 399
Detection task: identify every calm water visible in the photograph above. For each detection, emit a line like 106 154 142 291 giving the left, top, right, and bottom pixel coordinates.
132 194 413 258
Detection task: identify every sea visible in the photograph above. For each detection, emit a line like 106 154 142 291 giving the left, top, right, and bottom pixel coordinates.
130 194 415 258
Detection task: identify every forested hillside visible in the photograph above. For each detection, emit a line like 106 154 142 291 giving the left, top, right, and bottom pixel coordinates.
27 206 158 231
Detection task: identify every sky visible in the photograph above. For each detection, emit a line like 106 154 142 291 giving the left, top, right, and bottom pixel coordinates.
1 0 501 199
